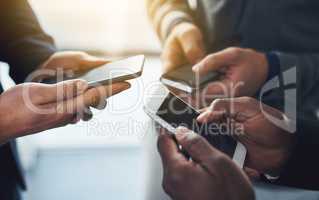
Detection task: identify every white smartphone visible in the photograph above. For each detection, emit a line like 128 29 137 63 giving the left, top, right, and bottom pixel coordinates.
42 55 145 87
144 84 246 168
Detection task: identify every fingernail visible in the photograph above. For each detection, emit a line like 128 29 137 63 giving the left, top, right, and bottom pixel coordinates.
197 113 205 122
123 83 131 89
76 80 88 95
116 82 131 90
192 64 200 72
198 110 211 123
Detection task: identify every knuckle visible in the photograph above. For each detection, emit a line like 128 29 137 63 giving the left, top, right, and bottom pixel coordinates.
29 85 49 102
209 153 230 168
184 134 203 151
226 47 243 58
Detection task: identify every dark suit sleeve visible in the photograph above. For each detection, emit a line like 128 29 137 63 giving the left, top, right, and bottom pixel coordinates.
267 53 319 190
0 0 57 83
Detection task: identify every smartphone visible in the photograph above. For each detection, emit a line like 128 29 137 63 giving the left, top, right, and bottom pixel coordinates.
161 65 219 93
144 84 246 168
41 55 145 87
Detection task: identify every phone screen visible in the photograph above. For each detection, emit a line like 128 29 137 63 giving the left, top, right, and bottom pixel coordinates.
156 93 237 157
157 93 200 130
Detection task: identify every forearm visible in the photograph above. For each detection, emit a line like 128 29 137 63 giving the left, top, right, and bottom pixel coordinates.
265 52 319 190
0 0 56 83
146 0 195 41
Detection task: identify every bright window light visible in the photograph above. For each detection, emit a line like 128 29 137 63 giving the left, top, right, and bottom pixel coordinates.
28 0 161 54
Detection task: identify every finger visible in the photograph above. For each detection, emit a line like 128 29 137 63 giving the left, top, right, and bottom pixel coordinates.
44 110 77 128
45 82 130 129
79 54 110 70
178 28 205 65
206 98 244 119
175 126 221 164
83 82 130 108
161 35 187 73
33 79 88 104
232 129 251 147
157 129 187 171
197 110 226 124
192 48 239 75
91 99 107 110
201 79 233 99
52 82 129 116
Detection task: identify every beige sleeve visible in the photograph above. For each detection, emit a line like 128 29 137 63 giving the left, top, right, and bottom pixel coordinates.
146 0 194 42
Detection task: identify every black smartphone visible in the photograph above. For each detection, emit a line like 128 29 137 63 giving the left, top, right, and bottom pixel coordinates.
143 84 246 167
41 55 145 87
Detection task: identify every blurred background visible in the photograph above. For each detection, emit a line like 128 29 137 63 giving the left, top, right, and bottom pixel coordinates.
29 0 161 54
7 0 163 199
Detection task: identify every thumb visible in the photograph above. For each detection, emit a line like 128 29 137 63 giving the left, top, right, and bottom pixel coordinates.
39 79 88 103
80 54 110 70
175 126 221 164
192 48 237 75
197 97 252 124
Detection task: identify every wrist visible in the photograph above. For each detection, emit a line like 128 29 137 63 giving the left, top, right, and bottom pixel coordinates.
161 11 194 41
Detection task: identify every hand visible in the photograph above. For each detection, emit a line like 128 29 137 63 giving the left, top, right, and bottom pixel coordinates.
162 22 205 72
197 97 295 177
193 47 269 98
40 51 108 71
31 51 109 81
158 127 254 200
0 80 130 144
